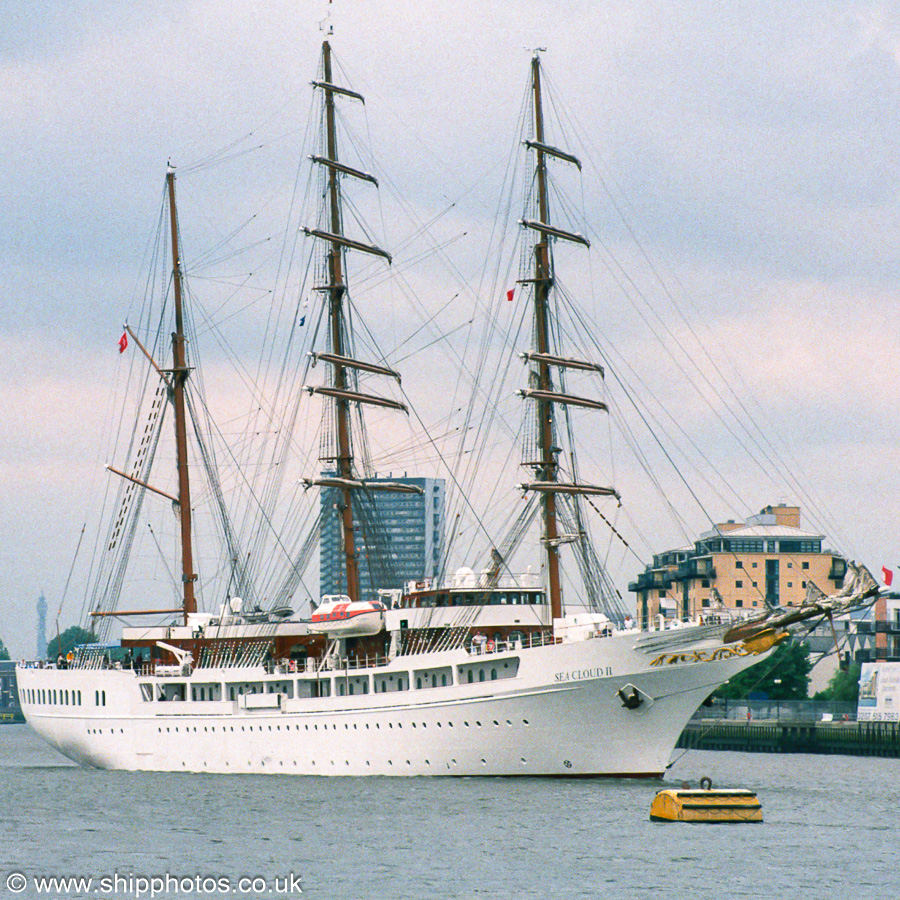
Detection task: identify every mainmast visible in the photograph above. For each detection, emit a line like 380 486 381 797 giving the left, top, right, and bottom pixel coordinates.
321 40 361 604
519 53 618 622
166 170 197 622
303 41 418 603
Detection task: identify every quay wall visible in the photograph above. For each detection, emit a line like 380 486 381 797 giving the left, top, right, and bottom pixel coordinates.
679 718 900 758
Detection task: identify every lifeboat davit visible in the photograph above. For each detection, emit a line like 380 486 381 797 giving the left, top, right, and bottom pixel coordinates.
308 596 386 637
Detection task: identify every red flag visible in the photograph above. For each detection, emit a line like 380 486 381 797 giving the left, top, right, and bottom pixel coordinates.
506 288 515 302
118 331 128 354
882 566 894 586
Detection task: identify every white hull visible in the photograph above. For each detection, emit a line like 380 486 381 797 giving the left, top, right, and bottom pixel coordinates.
18 629 766 777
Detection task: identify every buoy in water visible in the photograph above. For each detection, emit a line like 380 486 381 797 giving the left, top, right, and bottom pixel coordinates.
650 783 762 823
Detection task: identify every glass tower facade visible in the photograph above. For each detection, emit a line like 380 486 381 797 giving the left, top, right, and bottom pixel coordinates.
319 475 445 599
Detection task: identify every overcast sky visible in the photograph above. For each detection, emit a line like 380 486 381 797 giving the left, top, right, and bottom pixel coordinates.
2 1 899 658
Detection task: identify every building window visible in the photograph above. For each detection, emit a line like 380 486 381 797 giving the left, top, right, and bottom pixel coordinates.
736 599 743 607
802 562 809 570
735 561 743 569
735 580 743 588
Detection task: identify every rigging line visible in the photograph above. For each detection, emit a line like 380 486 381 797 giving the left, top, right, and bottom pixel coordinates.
250 86 318 393
190 234 276 274
394 381 511 567
146 523 182 601
560 282 750 517
563 102 847 553
553 287 744 518
179 143 268 175
534 91 759 521
391 317 474 364
344 227 471 303
180 83 311 173
186 369 306 586
186 210 264 270
585 232 779 500
561 299 790 606
57 524 86 633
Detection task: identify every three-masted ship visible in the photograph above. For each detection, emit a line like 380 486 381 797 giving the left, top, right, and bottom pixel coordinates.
17 43 874 777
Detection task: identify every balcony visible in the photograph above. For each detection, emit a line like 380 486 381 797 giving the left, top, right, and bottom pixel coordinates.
675 557 716 582
628 569 673 593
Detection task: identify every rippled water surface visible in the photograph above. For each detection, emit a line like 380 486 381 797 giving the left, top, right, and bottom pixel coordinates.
2 724 896 899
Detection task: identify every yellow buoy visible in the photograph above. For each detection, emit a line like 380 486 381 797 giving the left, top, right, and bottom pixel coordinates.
650 784 762 823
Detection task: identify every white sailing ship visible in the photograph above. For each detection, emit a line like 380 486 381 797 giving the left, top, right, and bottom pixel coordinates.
17 43 878 777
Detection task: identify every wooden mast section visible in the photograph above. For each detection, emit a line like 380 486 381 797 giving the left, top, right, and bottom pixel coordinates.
166 169 197 622
529 54 564 621
304 42 420 602
321 40 361 604
523 54 619 622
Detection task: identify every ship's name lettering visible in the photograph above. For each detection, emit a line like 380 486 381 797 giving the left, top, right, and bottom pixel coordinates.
554 666 613 683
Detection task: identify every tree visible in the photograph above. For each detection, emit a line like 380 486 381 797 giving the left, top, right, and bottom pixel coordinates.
813 661 862 703
47 626 97 660
715 639 812 701
0 638 9 661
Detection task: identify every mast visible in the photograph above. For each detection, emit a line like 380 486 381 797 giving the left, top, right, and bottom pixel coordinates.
304 41 419 603
530 54 563 621
166 169 197 621
519 54 618 622
321 40 361 604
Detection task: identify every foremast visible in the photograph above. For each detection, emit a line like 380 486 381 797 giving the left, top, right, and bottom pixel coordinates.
519 53 618 622
303 41 419 604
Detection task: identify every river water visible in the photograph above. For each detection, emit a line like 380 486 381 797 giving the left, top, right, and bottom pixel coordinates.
1 723 895 899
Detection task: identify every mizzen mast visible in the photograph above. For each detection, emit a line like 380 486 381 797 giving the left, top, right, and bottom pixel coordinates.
166 169 197 621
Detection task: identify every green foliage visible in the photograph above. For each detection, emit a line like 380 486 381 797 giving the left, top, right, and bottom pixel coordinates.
715 639 812 701
47 626 97 660
813 661 862 703
0 638 9 661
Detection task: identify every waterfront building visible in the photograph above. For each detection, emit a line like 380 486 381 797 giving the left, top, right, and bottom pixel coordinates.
319 474 445 599
630 504 847 628
0 661 22 722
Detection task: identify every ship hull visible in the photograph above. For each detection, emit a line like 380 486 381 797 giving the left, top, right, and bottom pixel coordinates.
17 630 766 777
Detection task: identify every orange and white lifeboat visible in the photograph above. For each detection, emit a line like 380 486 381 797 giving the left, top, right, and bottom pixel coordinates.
308 596 386 637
